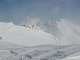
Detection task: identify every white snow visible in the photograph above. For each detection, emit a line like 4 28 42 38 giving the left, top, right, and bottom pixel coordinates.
0 20 80 60
62 55 80 60
0 22 55 46
0 19 80 46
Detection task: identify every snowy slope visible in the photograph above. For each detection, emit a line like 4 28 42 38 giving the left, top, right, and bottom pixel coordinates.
62 55 80 60
0 20 80 60
0 22 55 46
0 19 80 46
0 44 80 60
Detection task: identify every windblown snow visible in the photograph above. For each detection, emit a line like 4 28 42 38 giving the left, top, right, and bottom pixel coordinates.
0 19 80 60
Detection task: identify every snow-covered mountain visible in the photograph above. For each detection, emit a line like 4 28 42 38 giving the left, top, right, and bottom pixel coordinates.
0 22 56 46
0 19 80 60
1 19 80 46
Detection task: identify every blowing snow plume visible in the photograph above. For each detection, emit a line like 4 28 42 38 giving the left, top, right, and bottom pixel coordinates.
54 19 80 45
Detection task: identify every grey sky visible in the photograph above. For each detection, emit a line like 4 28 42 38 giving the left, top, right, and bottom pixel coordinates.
0 0 80 25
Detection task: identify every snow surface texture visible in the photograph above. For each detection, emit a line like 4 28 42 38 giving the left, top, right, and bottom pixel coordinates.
0 19 80 60
0 19 80 46
0 45 80 60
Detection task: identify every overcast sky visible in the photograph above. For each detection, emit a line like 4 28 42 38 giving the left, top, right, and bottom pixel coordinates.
0 0 80 25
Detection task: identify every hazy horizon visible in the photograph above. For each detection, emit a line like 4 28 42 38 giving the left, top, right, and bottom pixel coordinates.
0 0 80 25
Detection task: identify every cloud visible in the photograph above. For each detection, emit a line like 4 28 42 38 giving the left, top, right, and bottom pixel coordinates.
20 16 40 25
